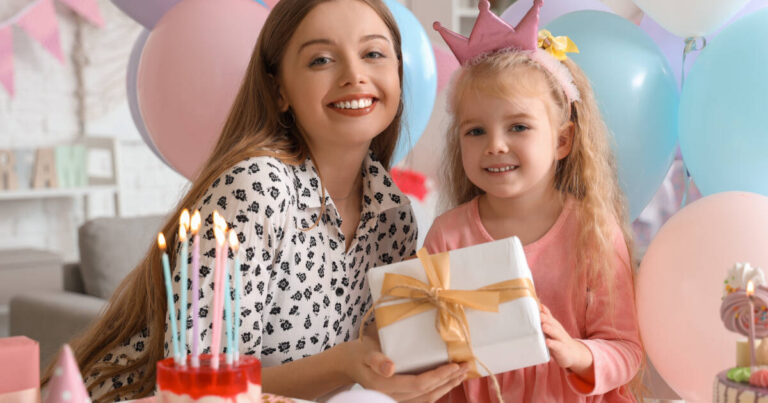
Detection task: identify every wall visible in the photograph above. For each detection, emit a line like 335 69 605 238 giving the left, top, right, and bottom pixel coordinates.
0 0 187 262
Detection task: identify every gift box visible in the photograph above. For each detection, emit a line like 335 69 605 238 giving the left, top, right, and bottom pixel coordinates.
0 336 40 403
367 236 549 375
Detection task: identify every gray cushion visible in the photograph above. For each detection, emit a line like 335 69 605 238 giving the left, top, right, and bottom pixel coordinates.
78 215 164 299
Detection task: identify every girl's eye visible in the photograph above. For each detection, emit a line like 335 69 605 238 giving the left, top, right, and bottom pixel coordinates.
465 127 485 136
365 51 385 59
309 56 332 67
509 124 528 133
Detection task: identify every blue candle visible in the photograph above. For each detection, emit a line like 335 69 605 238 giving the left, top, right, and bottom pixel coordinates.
179 209 190 366
229 230 241 363
158 233 181 365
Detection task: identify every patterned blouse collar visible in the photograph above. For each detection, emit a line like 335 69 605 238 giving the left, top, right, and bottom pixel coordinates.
290 151 410 214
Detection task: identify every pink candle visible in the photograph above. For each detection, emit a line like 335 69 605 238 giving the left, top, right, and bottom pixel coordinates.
749 281 758 368
211 211 227 369
190 210 201 367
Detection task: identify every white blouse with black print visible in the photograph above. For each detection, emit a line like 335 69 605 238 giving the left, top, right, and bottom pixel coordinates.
86 153 418 401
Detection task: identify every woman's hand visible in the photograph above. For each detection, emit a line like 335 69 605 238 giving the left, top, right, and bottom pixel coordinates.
540 304 594 382
342 325 470 402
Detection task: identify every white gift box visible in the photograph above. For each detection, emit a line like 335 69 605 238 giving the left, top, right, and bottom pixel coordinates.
367 236 550 375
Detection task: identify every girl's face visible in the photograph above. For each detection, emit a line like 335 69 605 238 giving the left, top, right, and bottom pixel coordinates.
457 70 573 201
278 0 401 152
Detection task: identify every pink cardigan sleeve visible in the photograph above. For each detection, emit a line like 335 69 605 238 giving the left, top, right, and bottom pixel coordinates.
423 217 449 254
566 230 643 396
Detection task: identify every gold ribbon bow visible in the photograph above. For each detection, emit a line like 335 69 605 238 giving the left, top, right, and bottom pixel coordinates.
373 248 538 380
537 29 579 61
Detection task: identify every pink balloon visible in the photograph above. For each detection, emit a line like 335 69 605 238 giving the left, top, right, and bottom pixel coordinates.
432 45 459 94
637 192 768 402
137 0 269 180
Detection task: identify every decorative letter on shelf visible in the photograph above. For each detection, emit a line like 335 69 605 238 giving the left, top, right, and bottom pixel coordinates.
32 148 58 189
0 150 18 190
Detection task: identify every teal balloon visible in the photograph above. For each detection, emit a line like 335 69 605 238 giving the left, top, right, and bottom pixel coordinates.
547 11 679 220
383 0 437 165
679 9 768 197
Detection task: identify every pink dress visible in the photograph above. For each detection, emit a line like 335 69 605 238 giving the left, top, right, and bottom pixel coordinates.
425 197 641 403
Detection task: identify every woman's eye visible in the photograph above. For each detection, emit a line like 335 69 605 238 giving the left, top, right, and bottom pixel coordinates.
365 51 385 59
309 56 332 67
509 124 528 133
466 127 485 136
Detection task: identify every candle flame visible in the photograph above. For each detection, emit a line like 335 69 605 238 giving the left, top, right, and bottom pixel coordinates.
213 211 226 229
180 209 190 231
157 233 167 251
214 226 225 246
179 224 187 242
190 210 201 235
212 211 228 246
748 280 755 296
228 229 239 252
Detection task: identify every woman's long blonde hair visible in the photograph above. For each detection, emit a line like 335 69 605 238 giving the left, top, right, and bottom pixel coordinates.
42 0 403 400
443 51 644 398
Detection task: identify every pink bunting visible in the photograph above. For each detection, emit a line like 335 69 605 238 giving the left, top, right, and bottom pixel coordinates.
57 0 104 27
0 27 13 95
16 0 65 64
264 0 280 8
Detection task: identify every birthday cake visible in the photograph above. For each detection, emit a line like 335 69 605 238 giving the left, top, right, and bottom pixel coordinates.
156 354 263 403
714 263 768 402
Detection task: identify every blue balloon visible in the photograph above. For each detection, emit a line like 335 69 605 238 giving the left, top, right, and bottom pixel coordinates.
547 11 679 220
679 9 768 197
383 0 437 165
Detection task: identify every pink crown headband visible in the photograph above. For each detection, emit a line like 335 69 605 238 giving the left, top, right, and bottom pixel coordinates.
433 0 581 102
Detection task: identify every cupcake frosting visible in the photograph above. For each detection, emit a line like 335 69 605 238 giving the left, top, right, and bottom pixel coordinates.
725 263 766 296
750 369 768 388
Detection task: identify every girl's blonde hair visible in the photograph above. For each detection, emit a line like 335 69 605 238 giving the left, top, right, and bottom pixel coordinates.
443 51 644 398
42 0 403 400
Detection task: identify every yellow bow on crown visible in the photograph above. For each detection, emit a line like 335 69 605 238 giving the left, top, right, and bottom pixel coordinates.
537 29 579 61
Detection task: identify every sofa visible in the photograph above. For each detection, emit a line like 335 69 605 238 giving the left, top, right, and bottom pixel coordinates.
9 215 164 370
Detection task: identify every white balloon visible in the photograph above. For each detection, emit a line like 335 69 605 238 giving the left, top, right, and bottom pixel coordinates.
632 0 750 37
600 0 644 24
327 390 396 403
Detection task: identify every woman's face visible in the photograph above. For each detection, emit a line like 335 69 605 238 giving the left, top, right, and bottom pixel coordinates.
278 0 401 152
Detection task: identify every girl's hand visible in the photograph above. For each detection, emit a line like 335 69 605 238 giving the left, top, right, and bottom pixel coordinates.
540 304 594 381
343 325 470 402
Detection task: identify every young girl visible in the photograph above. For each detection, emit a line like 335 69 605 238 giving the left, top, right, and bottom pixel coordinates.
48 0 468 401
427 1 642 401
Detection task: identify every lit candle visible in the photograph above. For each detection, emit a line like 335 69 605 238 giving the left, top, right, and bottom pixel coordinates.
229 229 241 363
190 210 201 368
178 209 190 367
158 233 181 365
748 280 757 369
223 230 233 366
211 211 226 370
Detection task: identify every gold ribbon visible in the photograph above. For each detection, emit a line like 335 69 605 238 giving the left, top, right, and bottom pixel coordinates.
373 248 538 379
537 29 579 61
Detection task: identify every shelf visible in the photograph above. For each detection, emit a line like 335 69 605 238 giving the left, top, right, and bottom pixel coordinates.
456 7 479 17
0 185 118 201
